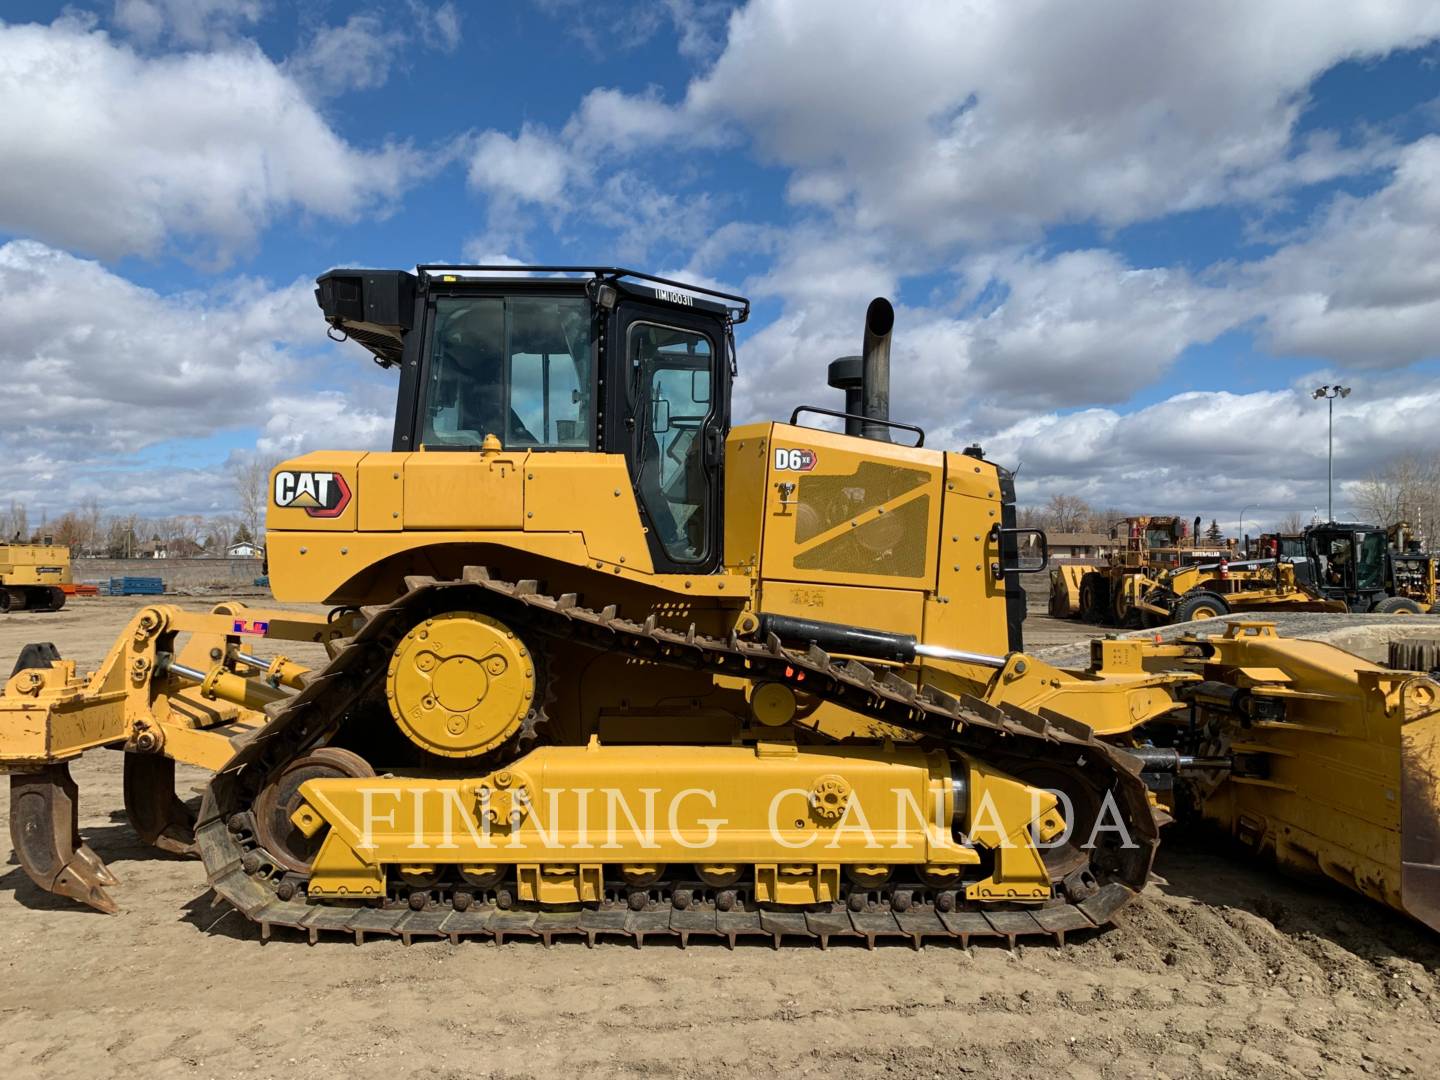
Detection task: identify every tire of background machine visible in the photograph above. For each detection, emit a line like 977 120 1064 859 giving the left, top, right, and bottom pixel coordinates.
1373 595 1425 616
1079 574 1110 624
1172 591 1231 623
0 589 10 614
1388 638 1440 672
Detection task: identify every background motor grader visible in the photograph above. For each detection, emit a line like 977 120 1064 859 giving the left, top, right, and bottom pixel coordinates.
1050 515 1367 625
2 266 1438 946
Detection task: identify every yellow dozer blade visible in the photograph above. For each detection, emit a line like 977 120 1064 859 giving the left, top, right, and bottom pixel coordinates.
1402 697 1440 928
1169 623 1440 932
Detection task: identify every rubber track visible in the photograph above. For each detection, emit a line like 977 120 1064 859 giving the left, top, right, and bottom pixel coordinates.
196 568 1159 947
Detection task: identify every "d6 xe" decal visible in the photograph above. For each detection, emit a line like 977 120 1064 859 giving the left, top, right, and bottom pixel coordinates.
273 471 352 518
773 447 818 472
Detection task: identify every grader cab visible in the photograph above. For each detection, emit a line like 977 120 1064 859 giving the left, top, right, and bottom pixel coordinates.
2 265 1439 945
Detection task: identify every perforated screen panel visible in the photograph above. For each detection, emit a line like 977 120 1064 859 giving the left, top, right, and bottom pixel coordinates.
793 495 931 577
793 462 930 545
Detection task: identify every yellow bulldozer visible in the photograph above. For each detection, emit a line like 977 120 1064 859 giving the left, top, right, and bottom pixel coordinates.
2 266 1437 946
0 538 71 612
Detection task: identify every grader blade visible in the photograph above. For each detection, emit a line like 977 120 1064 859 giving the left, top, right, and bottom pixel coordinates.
9 764 119 913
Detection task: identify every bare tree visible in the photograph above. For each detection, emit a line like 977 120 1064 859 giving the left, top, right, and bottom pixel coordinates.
1278 511 1308 534
105 514 140 558
78 495 102 557
1044 493 1094 533
1020 496 1131 536
3 500 27 542
205 514 241 554
1351 454 1440 540
50 511 86 549
230 456 280 546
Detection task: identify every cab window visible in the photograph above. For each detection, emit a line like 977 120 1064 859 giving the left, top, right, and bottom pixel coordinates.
422 296 592 448
633 323 714 563
1357 532 1386 591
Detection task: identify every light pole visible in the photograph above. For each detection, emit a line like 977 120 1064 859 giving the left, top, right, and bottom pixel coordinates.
1312 384 1351 523
1237 503 1256 555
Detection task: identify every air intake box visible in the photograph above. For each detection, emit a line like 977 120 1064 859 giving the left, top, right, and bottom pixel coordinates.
314 269 417 367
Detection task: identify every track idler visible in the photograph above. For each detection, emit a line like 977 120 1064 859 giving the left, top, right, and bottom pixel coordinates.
9 764 120 913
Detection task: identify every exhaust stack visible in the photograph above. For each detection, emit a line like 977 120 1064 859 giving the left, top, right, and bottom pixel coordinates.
861 297 894 442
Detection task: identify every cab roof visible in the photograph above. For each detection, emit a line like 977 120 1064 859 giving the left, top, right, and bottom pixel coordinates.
417 264 750 324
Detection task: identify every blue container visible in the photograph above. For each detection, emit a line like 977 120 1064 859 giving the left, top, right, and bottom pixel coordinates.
109 576 165 596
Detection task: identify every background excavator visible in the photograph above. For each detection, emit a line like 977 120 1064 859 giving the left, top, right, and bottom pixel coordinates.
1 265 1436 947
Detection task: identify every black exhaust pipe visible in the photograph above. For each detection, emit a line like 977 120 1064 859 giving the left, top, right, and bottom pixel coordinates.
861 297 894 442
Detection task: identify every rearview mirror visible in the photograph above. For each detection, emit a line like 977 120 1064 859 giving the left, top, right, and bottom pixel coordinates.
652 398 672 434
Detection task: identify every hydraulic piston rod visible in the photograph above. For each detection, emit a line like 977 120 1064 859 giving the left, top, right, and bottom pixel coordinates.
234 651 311 690
165 658 291 710
757 614 1008 668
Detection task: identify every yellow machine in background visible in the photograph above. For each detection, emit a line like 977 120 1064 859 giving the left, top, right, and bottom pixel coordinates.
0 540 70 612
2 266 1436 946
1050 515 1347 625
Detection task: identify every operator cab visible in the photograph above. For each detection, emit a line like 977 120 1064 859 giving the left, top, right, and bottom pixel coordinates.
1302 523 1388 600
315 266 748 574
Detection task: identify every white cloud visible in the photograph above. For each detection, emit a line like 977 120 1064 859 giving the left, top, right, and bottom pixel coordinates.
0 240 306 439
466 125 578 207
286 13 403 97
978 377 1440 530
566 86 730 156
0 240 394 518
474 0 1440 383
256 393 390 458
0 18 422 262
728 240 1238 432
112 0 264 48
1246 136 1440 366
535 0 731 63
416 1 463 53
287 4 465 98
672 0 1440 247
729 122 1440 436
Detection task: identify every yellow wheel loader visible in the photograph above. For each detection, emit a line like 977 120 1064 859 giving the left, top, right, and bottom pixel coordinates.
0 539 70 612
2 266 1437 946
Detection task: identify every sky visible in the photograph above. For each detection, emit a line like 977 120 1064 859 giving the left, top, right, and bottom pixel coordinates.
2 1 1440 535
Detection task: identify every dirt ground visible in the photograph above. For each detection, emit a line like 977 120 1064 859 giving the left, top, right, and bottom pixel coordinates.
2 596 1439 1079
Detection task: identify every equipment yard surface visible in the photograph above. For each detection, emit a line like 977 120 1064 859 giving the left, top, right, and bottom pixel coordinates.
2 598 1437 1080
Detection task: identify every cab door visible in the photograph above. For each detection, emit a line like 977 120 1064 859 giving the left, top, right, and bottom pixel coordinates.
1356 530 1387 593
613 302 728 572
